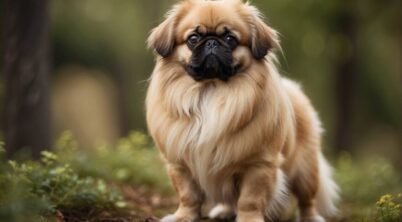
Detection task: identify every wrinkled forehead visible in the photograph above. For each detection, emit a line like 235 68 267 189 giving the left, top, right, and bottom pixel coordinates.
176 1 250 43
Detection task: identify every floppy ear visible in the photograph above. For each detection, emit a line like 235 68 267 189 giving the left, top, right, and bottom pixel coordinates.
247 5 279 59
147 9 178 57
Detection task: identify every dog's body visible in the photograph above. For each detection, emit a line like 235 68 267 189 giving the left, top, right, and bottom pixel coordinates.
146 1 339 221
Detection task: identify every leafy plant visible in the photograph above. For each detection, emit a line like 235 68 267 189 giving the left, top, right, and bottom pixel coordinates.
1 133 401 221
335 152 402 221
56 131 172 194
375 194 402 222
336 152 401 203
0 148 127 222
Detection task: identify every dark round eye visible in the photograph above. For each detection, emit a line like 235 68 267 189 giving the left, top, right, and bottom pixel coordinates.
187 34 201 45
224 35 238 48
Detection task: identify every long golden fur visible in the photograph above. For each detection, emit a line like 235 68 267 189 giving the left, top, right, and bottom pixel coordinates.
146 0 339 221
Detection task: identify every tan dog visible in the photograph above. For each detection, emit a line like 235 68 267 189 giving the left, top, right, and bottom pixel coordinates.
146 0 339 221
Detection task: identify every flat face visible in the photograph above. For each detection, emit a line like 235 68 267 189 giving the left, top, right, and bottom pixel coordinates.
171 1 255 81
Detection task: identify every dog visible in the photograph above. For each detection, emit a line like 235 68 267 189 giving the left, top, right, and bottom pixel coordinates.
146 0 339 221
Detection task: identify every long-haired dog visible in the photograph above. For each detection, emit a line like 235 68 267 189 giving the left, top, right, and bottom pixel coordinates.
146 0 339 221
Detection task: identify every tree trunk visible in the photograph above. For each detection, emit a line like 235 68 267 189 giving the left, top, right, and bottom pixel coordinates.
3 0 51 158
399 37 402 178
399 10 402 178
334 7 358 153
110 61 131 136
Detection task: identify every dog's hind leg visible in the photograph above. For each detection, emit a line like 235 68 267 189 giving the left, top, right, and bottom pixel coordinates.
290 149 324 222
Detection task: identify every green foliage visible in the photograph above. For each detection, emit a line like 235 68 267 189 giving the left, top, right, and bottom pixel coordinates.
335 152 402 220
375 194 402 222
0 148 126 222
0 148 48 222
56 131 172 194
336 152 401 204
1 134 401 221
0 131 171 221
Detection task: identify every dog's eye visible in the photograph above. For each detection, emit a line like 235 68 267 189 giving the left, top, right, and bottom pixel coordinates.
187 34 201 46
224 35 238 48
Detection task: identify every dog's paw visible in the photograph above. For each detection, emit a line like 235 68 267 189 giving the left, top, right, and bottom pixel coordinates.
236 212 265 222
208 204 235 220
300 215 326 222
236 216 265 222
161 215 177 222
161 214 198 222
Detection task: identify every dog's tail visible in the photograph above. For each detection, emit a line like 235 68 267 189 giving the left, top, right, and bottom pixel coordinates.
316 154 340 217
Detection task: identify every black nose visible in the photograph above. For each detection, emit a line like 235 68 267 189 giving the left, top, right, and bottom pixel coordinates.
206 39 219 49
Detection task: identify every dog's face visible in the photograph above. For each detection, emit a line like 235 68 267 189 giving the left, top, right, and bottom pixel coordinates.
148 0 279 81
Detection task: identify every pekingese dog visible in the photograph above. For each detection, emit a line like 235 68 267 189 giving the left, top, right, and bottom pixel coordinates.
146 0 339 221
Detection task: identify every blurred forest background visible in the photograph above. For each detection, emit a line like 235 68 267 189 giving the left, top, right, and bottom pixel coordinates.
0 0 401 221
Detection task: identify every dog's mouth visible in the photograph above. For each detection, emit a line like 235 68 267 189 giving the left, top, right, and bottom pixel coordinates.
186 54 236 81
185 38 239 82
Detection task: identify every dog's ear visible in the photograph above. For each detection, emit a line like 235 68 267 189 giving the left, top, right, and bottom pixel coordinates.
246 5 279 59
147 6 183 58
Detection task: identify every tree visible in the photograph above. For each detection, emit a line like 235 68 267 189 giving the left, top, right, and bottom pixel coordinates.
3 0 51 158
333 3 358 153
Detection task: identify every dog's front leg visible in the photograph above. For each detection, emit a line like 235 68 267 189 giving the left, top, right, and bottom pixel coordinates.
162 163 203 222
237 165 278 222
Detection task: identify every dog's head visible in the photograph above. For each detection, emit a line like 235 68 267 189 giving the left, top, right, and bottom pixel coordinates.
148 0 278 81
